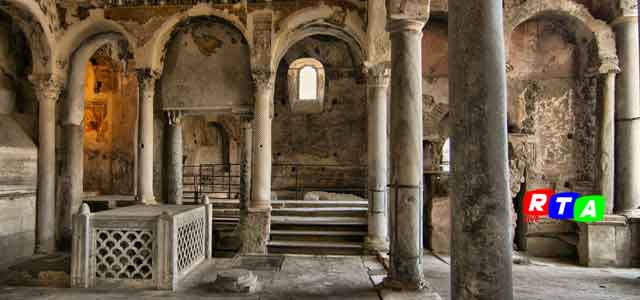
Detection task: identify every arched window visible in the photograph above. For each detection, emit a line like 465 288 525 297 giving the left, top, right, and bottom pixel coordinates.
288 58 325 113
299 66 318 100
441 138 450 171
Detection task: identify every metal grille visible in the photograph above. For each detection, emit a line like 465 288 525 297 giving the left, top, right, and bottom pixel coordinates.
271 164 367 200
176 211 206 274
95 229 153 280
183 164 241 202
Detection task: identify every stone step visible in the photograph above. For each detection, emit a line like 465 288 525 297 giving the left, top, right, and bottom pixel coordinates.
271 200 368 208
267 240 363 256
270 229 366 243
271 216 367 232
272 207 368 217
212 208 241 218
211 200 241 209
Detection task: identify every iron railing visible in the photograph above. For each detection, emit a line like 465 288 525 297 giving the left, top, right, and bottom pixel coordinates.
183 163 367 202
183 164 241 202
271 163 367 200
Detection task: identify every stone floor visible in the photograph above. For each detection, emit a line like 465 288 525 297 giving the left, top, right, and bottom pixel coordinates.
0 253 638 300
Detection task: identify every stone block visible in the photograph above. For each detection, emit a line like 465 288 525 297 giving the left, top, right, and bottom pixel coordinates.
238 208 271 255
577 215 629 267
525 237 576 258
210 269 258 293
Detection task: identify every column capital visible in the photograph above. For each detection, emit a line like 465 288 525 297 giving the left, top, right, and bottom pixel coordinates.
135 68 160 86
30 74 64 102
386 19 427 33
364 63 391 87
611 0 638 26
386 0 430 23
251 69 276 90
165 110 183 126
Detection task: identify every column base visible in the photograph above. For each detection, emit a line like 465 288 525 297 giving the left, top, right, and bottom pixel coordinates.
618 209 640 218
239 207 271 255
136 195 157 205
364 236 389 254
382 276 431 291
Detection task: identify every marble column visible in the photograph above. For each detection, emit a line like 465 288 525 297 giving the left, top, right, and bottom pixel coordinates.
165 111 183 205
384 19 426 289
240 70 274 254
240 115 253 211
60 123 83 248
136 69 157 205
365 65 390 253
599 73 616 214
449 1 513 299
34 76 63 254
613 13 640 215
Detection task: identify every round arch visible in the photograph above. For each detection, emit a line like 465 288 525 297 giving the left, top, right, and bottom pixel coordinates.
145 7 249 74
56 18 138 76
504 0 619 73
63 32 133 126
273 24 366 70
0 1 55 76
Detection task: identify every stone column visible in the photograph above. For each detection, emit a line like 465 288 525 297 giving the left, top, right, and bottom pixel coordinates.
34 76 63 254
613 11 640 215
384 19 426 289
136 69 157 205
599 73 616 214
240 70 274 254
365 65 390 253
165 111 183 205
60 122 83 248
240 115 253 211
449 1 513 299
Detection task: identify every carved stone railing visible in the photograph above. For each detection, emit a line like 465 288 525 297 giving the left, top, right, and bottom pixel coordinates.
71 203 212 290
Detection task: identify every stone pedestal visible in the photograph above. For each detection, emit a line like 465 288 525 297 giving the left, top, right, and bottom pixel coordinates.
239 208 271 254
165 111 183 205
449 0 513 299
385 19 427 290
578 215 631 267
365 64 390 253
136 69 157 205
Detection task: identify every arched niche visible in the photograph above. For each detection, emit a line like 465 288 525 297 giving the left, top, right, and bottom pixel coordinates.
287 58 326 113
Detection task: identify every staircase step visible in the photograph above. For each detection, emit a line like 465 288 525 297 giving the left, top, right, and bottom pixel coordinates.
270 229 366 243
210 200 241 209
212 208 241 217
271 216 367 225
267 240 363 255
272 207 367 217
271 200 368 208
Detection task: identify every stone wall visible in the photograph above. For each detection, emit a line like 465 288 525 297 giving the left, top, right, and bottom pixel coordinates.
425 18 598 258
0 15 37 264
272 35 367 197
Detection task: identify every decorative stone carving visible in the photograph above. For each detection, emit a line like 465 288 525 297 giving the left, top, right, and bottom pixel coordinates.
251 69 275 90
166 110 183 126
386 0 431 21
364 63 390 87
30 74 64 102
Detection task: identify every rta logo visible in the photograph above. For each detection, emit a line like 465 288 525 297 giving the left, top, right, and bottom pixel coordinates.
523 189 605 223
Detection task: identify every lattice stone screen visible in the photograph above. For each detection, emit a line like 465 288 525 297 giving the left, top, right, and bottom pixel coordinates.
71 204 212 290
